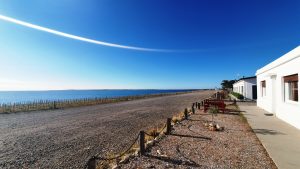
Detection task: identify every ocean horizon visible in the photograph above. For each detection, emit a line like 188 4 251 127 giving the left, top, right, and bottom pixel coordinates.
0 89 198 104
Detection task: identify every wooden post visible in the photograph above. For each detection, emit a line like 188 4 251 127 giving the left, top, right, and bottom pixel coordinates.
87 156 96 169
198 103 201 110
195 102 198 108
166 118 171 135
184 108 188 119
139 131 145 155
192 107 195 114
185 112 188 119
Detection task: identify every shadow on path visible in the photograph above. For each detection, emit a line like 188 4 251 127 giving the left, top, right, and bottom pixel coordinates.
253 128 285 135
188 119 205 122
170 133 211 140
145 154 201 167
225 109 245 114
193 113 210 116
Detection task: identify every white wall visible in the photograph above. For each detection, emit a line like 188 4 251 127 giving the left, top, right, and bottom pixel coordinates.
256 46 300 129
257 76 273 112
244 78 256 99
233 81 244 94
233 78 256 99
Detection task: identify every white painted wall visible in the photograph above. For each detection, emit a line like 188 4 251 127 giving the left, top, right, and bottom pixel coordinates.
233 78 256 99
256 46 300 129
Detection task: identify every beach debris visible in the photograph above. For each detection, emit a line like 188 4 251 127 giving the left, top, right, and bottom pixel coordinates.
156 149 168 157
204 122 209 127
204 122 224 131
209 124 217 131
134 150 139 157
111 164 119 169
83 146 90 150
146 140 155 147
119 155 130 164
216 124 224 131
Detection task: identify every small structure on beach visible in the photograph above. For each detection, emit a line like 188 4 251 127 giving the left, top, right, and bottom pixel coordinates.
233 76 257 100
256 46 299 129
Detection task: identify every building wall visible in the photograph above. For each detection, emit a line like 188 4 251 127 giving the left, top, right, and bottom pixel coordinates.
256 46 300 129
243 78 256 99
257 76 273 113
233 81 244 95
233 78 256 99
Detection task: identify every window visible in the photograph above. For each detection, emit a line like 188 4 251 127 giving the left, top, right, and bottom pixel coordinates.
284 74 298 102
261 80 266 97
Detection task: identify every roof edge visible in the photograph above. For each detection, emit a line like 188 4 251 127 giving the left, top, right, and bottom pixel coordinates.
256 45 300 76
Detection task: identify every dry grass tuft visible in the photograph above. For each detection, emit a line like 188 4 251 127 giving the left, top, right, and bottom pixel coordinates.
171 112 185 123
145 128 159 141
96 152 117 169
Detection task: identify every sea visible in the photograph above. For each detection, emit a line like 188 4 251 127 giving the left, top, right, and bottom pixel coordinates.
0 89 196 104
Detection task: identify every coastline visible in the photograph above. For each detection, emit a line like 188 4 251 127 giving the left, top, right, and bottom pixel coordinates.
0 89 206 113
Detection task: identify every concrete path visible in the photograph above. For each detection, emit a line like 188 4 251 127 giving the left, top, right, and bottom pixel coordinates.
239 102 300 169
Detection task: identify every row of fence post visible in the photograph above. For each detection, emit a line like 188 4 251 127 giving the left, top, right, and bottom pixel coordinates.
194 102 201 110
139 100 204 156
87 101 203 169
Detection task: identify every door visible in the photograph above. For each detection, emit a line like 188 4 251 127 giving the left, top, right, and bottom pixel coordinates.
252 85 257 100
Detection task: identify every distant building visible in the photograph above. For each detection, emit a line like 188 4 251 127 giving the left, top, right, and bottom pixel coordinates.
233 76 257 100
256 46 299 129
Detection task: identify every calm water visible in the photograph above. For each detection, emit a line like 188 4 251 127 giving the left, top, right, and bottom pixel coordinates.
0 89 195 104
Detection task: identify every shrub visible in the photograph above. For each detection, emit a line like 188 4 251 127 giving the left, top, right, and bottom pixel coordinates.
231 92 244 100
208 106 219 124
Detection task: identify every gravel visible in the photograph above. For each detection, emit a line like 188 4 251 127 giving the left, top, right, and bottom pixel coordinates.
120 106 277 169
0 90 214 168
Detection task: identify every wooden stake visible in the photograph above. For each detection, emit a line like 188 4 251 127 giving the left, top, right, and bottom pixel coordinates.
166 118 172 135
140 131 145 155
87 156 96 169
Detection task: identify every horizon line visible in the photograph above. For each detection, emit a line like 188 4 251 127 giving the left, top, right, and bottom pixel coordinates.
0 88 211 92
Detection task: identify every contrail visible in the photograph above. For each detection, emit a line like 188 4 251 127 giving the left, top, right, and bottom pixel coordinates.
0 14 172 52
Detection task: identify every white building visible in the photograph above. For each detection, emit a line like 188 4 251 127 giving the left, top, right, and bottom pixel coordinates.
256 46 299 129
233 76 257 100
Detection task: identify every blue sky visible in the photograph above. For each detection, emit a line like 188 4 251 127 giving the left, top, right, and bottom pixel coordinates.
0 0 299 90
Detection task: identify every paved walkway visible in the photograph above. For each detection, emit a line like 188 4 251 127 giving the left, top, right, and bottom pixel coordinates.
239 102 300 169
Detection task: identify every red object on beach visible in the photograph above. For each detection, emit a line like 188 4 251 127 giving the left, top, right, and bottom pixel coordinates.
203 99 226 113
